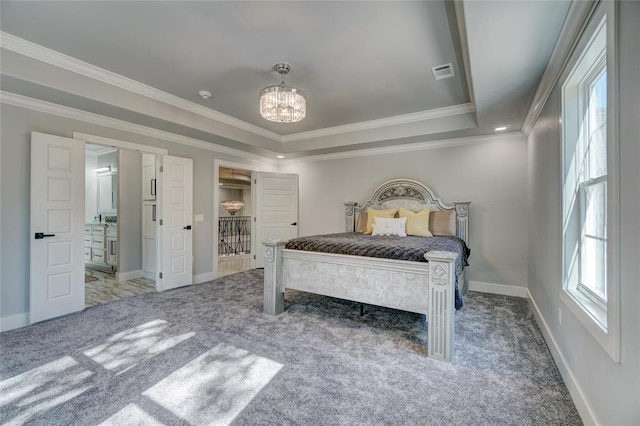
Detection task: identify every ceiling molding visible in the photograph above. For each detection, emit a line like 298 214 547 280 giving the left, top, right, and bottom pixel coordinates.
85 146 118 157
521 0 599 136
281 103 475 143
1 32 480 148
453 1 477 115
0 91 276 165
0 31 282 143
282 131 525 164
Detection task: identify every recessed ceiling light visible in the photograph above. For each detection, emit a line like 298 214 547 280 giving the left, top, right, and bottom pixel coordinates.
199 90 212 100
494 126 508 131
276 155 285 159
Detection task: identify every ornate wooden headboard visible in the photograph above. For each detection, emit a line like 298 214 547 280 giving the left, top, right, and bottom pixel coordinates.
344 179 470 244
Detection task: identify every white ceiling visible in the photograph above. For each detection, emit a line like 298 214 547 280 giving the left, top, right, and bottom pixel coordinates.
0 1 571 157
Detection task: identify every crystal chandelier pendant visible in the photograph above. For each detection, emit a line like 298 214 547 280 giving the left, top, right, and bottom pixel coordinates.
260 63 306 123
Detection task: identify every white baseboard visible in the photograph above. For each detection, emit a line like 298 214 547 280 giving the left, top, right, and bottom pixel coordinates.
468 280 528 298
0 312 29 332
116 269 143 282
142 271 155 280
194 272 216 284
527 290 600 425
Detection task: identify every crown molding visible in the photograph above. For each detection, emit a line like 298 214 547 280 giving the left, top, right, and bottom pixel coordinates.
282 131 525 164
281 103 475 143
453 1 477 115
521 0 599 136
0 31 282 143
1 31 480 148
0 91 276 165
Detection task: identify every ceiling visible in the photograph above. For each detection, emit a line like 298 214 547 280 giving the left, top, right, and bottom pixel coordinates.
0 1 572 158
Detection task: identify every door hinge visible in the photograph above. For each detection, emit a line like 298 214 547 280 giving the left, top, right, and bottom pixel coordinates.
254 217 256 222
254 179 257 184
159 166 164 172
159 219 163 225
253 255 256 260
159 272 163 279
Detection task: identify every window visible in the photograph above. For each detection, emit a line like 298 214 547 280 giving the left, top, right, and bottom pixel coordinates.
561 7 620 362
578 68 607 306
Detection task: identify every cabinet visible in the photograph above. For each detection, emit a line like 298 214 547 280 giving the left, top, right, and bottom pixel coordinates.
142 153 156 201
85 223 118 268
98 174 118 212
106 224 118 266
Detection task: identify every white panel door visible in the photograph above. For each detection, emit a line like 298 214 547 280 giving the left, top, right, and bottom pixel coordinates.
254 172 299 268
30 132 85 323
159 156 193 291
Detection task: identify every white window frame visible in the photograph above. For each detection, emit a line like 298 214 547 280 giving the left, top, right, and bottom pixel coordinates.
560 3 620 362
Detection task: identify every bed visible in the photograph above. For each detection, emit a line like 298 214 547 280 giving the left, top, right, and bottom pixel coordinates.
263 179 470 362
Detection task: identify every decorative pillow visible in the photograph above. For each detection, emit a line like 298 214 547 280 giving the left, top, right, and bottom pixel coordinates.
399 207 433 237
355 212 368 233
365 207 397 234
429 210 457 236
372 217 407 236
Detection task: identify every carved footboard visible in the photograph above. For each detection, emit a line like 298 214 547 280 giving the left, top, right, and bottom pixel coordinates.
263 240 458 363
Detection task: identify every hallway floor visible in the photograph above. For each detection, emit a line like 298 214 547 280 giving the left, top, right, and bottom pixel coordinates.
85 267 155 308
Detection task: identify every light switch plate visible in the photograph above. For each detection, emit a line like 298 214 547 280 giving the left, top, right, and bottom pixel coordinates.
194 214 204 222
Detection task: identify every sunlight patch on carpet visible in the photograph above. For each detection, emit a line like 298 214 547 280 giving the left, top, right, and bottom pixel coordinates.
83 319 195 374
0 356 93 425
100 403 164 426
142 343 283 425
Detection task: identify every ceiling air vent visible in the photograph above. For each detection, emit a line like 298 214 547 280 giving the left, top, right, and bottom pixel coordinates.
432 63 455 80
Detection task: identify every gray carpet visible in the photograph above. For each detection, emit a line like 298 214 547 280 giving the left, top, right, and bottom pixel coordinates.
0 269 581 425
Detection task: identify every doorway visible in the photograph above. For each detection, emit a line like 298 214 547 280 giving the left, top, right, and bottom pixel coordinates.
84 143 154 307
217 167 253 277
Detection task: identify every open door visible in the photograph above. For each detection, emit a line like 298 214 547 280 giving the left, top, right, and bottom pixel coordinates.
159 155 193 291
30 132 85 323
254 172 299 268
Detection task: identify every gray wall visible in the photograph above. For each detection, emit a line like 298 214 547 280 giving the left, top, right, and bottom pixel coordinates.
0 104 274 323
117 149 142 274
280 136 528 288
526 2 639 424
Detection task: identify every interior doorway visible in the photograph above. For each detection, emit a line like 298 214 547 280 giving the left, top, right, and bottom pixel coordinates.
84 143 155 307
217 166 253 277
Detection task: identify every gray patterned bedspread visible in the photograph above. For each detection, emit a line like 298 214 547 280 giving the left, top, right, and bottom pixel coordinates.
285 232 470 309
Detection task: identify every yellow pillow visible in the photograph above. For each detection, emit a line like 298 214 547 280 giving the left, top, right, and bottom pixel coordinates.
355 212 368 233
366 208 397 234
399 207 433 237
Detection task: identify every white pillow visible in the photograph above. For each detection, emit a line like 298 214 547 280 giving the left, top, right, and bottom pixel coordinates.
372 217 407 237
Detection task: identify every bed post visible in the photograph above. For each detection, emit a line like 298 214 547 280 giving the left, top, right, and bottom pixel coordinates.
344 202 357 232
453 201 470 245
263 240 287 315
424 251 458 363
453 201 470 294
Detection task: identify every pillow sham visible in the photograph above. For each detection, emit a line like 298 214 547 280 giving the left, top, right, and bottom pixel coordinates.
399 207 433 237
372 217 407 236
355 212 368 233
365 207 397 234
429 210 456 236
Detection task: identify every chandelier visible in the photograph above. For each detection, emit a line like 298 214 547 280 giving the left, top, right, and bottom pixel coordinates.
221 200 245 215
259 63 306 123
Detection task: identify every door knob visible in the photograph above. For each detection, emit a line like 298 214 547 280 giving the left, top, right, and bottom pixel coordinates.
183 225 192 230
291 222 297 226
35 232 55 239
